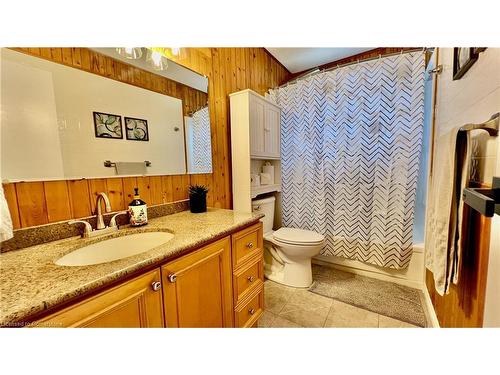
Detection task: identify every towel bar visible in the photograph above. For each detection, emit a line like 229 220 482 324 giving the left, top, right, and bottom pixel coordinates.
463 177 500 217
103 160 152 167
459 112 499 136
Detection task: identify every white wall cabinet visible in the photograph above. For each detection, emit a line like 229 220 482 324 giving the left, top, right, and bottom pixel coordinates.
230 89 282 214
264 104 281 158
246 91 281 159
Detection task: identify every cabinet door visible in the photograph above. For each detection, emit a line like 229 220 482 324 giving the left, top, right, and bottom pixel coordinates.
162 237 233 327
249 95 266 157
35 270 164 328
264 104 281 158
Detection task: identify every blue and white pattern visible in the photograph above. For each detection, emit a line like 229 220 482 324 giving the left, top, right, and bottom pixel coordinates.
187 106 212 173
269 52 425 269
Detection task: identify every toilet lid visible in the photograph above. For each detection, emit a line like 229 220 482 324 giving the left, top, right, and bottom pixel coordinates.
272 227 325 246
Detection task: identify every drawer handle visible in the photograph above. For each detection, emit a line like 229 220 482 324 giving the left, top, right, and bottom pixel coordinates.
247 275 255 282
248 308 256 315
168 274 177 283
151 281 162 291
246 242 254 249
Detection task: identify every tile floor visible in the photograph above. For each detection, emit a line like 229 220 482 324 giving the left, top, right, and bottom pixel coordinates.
259 276 419 328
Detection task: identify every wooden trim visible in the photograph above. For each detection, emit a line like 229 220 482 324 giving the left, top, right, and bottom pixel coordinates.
425 182 492 327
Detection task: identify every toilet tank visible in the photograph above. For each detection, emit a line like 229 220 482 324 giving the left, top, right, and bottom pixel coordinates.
252 196 275 234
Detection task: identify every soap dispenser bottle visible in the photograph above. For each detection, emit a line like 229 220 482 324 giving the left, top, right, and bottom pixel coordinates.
128 188 148 226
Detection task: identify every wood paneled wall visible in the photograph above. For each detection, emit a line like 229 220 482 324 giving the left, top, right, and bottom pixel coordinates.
425 185 492 327
167 48 290 208
2 47 290 229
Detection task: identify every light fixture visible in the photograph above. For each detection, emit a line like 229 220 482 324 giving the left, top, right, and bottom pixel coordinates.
115 47 143 59
146 49 168 71
171 47 180 56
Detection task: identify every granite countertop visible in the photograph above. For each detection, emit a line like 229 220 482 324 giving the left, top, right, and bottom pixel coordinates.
0 208 262 326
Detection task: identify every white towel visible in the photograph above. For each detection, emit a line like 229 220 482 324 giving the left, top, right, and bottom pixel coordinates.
0 184 14 242
425 128 470 295
115 162 147 175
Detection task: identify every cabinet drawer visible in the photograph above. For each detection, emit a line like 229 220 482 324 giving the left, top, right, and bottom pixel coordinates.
235 287 263 328
233 256 263 305
232 223 263 270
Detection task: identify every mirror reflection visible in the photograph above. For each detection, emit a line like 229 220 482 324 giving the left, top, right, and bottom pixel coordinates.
0 47 212 182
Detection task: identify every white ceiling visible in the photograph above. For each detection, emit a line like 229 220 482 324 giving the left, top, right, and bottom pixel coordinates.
266 48 374 73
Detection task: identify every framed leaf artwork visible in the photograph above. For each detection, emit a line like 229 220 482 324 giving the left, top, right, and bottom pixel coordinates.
93 112 123 139
125 117 149 141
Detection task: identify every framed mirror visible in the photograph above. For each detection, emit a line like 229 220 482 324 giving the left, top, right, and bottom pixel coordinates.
0 47 213 182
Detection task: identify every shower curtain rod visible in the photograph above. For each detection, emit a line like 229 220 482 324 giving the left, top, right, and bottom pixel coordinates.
275 48 426 89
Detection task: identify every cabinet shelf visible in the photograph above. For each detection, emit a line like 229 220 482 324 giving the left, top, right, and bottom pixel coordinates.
251 184 281 198
250 155 281 160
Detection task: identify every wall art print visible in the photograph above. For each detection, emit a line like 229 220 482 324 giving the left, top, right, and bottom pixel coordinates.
93 111 123 139
125 117 149 141
452 48 487 80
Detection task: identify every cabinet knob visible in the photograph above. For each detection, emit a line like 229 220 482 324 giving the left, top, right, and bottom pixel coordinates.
151 281 162 291
247 275 255 282
246 242 254 249
248 308 256 315
168 274 177 283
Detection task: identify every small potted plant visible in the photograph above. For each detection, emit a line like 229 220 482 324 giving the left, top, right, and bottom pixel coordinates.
189 185 209 213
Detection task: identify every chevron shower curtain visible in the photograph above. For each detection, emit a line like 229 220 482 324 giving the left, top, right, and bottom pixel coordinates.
269 52 425 269
186 106 212 173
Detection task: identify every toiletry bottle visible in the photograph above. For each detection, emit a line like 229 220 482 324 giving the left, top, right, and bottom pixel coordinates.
128 188 148 226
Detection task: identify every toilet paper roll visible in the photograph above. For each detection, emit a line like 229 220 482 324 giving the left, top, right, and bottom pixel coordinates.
262 162 275 185
260 172 272 185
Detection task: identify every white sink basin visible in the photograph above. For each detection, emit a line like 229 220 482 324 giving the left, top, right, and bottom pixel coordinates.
55 231 174 266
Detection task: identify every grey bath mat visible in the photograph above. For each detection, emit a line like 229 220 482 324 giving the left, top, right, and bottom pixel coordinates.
309 266 427 327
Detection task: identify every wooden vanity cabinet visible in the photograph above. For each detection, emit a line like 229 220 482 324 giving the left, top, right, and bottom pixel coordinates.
231 223 264 327
161 237 234 327
35 269 164 328
32 223 264 328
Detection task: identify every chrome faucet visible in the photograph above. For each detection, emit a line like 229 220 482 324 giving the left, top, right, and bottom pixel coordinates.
68 192 128 238
95 192 112 230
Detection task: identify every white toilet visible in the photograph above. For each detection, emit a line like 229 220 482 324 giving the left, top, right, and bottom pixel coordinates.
252 196 325 288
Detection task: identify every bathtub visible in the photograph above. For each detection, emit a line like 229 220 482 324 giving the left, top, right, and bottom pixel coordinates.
313 243 425 289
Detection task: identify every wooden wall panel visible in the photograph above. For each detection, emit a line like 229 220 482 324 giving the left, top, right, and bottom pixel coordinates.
43 181 72 223
106 178 125 211
15 182 48 227
161 176 174 204
136 177 152 205
88 178 108 215
3 47 290 228
67 180 92 219
149 176 164 206
2 184 21 230
122 177 138 203
425 206 491 327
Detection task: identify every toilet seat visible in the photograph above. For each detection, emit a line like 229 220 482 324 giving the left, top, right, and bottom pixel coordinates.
270 227 325 246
